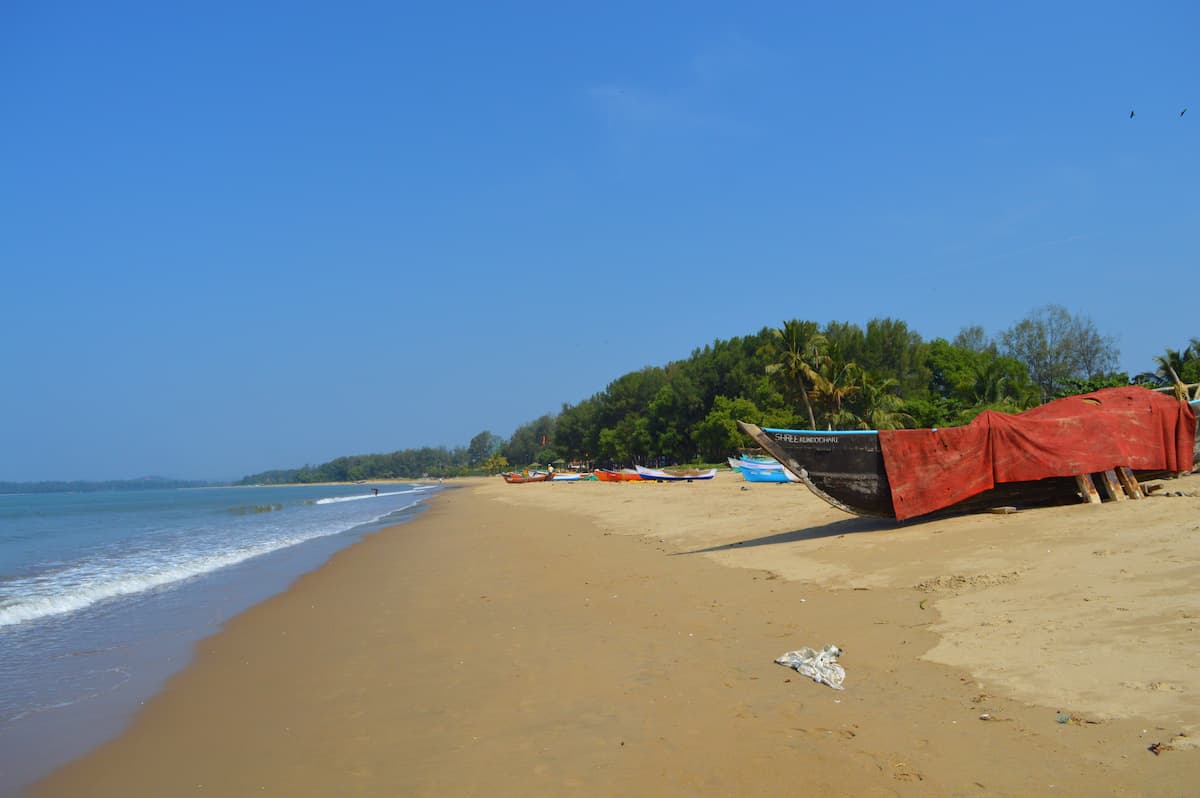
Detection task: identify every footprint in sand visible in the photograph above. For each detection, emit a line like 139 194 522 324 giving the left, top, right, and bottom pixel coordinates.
1122 680 1184 692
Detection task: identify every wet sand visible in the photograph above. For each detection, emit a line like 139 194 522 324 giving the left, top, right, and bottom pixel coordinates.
31 471 1200 796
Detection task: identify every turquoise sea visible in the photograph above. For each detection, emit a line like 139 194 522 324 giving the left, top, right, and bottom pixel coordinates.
0 482 440 796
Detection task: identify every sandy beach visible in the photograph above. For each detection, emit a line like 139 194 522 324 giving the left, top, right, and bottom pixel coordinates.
31 470 1200 797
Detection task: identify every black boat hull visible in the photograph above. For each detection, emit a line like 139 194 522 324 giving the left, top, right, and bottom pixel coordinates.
738 426 894 517
738 422 1101 520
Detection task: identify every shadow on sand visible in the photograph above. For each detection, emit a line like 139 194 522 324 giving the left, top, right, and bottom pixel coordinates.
672 515 899 556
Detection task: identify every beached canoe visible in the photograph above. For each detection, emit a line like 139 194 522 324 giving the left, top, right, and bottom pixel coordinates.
728 456 802 483
740 466 797 483
501 471 554 484
740 386 1196 520
634 465 717 482
593 469 644 482
726 455 778 469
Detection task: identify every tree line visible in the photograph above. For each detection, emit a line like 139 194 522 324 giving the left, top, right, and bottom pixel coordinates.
236 306 1198 484
0 477 215 495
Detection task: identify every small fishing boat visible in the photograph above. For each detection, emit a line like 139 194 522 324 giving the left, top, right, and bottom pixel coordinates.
501 471 554 484
633 465 717 482
728 456 801 483
727 455 778 469
593 469 644 482
740 466 797 483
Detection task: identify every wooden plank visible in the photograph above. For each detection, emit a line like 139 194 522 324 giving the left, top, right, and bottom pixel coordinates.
1115 467 1144 499
1099 470 1126 501
1075 473 1102 504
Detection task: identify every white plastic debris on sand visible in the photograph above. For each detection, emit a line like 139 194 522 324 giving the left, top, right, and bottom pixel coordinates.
775 644 845 690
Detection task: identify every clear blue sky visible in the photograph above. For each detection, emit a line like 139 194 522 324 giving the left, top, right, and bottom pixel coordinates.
1 2 1196 481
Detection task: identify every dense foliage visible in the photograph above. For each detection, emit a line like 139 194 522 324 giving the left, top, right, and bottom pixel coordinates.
234 310 1197 484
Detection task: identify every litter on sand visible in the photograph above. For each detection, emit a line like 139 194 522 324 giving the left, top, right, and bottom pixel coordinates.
775 644 845 690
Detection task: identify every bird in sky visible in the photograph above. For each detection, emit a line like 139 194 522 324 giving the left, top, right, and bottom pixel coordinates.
1182 108 1188 117
1130 110 1135 118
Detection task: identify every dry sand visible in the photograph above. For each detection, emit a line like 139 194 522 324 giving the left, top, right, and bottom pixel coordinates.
31 470 1200 797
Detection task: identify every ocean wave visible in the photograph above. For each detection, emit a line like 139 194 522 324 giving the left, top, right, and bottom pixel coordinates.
313 488 421 505
0 499 427 628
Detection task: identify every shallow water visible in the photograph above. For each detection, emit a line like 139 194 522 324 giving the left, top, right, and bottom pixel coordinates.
0 483 439 796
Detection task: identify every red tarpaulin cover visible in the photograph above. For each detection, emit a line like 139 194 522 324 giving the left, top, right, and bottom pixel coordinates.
878 387 1197 521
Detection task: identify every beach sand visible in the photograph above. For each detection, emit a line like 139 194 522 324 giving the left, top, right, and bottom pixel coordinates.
31 471 1200 797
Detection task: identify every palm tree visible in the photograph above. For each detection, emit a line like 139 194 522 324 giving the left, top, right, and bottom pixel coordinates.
766 320 824 429
1185 338 1200 375
1152 341 1200 398
970 356 1019 405
1155 347 1188 387
810 356 862 429
856 375 916 430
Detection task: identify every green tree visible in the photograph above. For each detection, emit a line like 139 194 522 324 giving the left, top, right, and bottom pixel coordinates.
693 396 763 460
597 415 651 464
502 414 557 466
1156 346 1191 387
554 398 600 466
1056 373 1132 398
766 320 824 429
953 325 993 353
1183 339 1200 384
808 349 861 429
467 430 501 467
860 318 930 396
647 382 694 461
853 375 916 430
481 453 509 474
921 338 1036 424
999 305 1118 402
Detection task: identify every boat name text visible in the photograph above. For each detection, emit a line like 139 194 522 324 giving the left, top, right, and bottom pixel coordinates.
776 434 840 444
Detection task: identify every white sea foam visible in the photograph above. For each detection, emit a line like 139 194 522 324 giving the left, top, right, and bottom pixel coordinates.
314 489 419 505
0 498 427 628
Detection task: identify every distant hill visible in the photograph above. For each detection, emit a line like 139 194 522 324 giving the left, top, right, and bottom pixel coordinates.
0 476 220 495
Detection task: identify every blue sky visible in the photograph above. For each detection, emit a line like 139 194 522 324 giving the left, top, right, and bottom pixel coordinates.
1 2 1196 481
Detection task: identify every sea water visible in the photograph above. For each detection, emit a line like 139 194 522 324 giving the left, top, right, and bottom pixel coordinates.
0 482 440 796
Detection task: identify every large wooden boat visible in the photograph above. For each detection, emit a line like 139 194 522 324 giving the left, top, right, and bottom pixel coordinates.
739 387 1197 521
735 426 903 514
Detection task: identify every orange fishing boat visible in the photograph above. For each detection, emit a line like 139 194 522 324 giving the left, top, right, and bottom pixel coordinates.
501 471 553 484
593 469 644 482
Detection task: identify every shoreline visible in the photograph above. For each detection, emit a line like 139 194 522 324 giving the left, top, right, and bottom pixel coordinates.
0 482 437 797
31 473 1200 796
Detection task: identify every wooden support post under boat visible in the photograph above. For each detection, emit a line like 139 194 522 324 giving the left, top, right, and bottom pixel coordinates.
1098 469 1126 502
1115 466 1145 499
1075 473 1102 504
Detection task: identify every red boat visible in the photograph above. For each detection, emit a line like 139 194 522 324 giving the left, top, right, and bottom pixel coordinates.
593 469 644 482
501 471 553 484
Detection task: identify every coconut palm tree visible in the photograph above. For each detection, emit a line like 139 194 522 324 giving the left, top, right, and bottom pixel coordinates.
810 356 862 429
766 320 825 430
855 375 916 430
1155 347 1188 387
